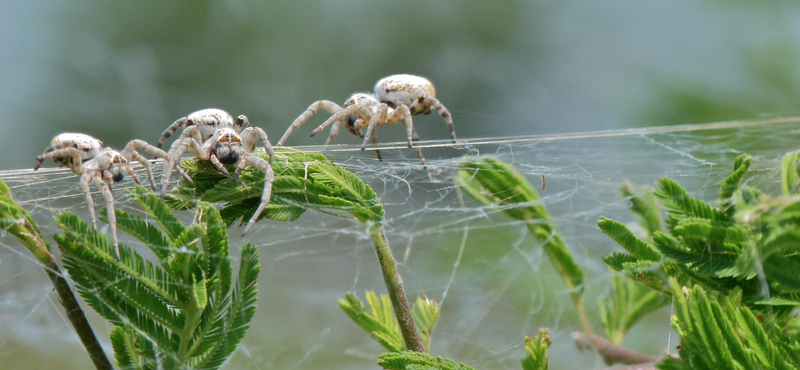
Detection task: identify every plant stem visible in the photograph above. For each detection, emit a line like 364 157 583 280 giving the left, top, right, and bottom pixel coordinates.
177 293 201 364
16 220 113 370
525 223 593 336
368 225 425 352
573 332 657 365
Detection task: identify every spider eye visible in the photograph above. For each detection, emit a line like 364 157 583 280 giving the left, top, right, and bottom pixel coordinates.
219 135 228 143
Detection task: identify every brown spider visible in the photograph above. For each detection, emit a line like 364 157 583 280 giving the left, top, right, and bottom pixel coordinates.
277 74 456 165
156 108 275 236
34 133 166 259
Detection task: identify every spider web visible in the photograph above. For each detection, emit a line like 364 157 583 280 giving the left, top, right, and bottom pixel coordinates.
0 117 798 369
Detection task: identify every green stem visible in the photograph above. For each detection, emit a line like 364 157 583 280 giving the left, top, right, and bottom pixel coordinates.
177 291 201 364
12 221 113 370
368 224 425 352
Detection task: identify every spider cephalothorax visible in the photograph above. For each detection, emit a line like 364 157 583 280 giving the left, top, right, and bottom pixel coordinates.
34 133 168 259
276 74 456 166
156 108 275 236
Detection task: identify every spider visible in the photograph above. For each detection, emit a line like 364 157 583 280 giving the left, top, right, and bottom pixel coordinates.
276 74 456 166
156 108 275 236
34 133 167 260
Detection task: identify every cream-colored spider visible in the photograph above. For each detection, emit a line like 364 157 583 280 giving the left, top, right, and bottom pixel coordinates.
156 108 275 236
34 133 167 260
277 74 456 165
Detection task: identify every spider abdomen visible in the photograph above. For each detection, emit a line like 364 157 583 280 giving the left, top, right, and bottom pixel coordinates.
374 74 436 114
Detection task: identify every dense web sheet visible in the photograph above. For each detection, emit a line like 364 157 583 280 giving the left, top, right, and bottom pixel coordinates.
1 117 799 369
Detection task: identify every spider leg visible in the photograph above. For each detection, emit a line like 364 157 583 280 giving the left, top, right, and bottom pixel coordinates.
370 129 383 162
121 139 167 191
196 130 229 176
80 173 97 230
161 127 204 197
411 128 427 169
34 147 84 173
389 104 414 148
235 115 250 133
241 156 274 237
309 105 358 138
424 97 456 142
278 100 343 146
233 127 274 181
128 152 155 190
125 165 143 186
324 120 342 148
156 116 192 150
349 118 365 138
93 175 120 260
361 104 388 151
208 155 228 176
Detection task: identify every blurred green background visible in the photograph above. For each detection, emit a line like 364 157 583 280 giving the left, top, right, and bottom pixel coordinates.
3 1 800 370
3 0 800 170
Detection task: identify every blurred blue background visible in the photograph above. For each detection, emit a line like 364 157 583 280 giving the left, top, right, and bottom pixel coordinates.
3 0 800 170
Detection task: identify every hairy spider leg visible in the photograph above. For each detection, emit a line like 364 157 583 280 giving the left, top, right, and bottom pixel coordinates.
278 100 343 146
92 174 119 260
424 97 456 142
360 103 388 151
235 115 251 133
160 126 223 197
241 156 274 237
411 128 427 168
232 127 274 181
121 139 171 191
155 116 192 150
311 104 371 139
34 147 85 173
370 129 383 162
390 104 414 149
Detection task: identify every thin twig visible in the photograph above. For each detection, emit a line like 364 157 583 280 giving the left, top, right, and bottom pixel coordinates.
369 225 425 352
19 219 113 370
572 332 657 365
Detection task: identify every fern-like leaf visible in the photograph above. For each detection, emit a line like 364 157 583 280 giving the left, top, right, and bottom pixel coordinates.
660 279 800 370
521 329 551 370
598 217 662 262
56 186 259 370
457 158 584 301
339 292 404 352
378 351 477 370
174 149 384 229
620 181 663 237
655 177 729 227
720 154 752 209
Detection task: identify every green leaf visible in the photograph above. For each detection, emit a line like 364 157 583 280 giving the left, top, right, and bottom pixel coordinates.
521 329 551 370
655 177 729 227
102 208 172 261
781 151 800 195
412 296 440 352
662 279 800 370
192 242 259 370
720 154 752 209
378 351 476 370
620 181 663 237
339 292 404 352
598 274 668 344
174 149 384 229
598 217 662 262
457 158 584 300
129 185 186 241
55 186 258 370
